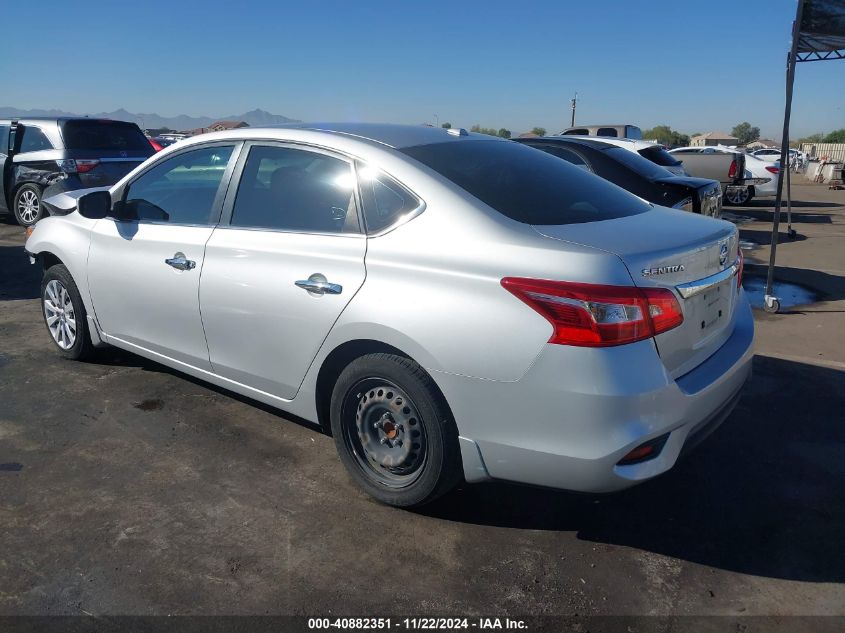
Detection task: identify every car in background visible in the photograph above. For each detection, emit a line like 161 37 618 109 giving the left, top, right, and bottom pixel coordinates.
514 136 722 217
670 146 775 205
752 148 806 163
0 118 154 226
556 135 688 177
26 123 752 508
560 124 643 140
152 136 181 149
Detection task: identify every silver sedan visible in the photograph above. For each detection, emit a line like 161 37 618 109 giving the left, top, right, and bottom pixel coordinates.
25 123 753 507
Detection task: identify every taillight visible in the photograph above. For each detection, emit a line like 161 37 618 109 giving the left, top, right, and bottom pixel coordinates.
501 278 684 347
728 159 738 179
149 138 163 152
54 159 99 174
736 249 744 291
765 166 779 174
75 159 100 173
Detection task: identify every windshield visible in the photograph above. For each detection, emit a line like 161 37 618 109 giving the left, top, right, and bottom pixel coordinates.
61 120 152 152
401 140 650 225
604 147 675 180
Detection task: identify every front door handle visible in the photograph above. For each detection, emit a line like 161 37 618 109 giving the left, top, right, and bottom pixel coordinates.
165 253 196 271
295 275 342 295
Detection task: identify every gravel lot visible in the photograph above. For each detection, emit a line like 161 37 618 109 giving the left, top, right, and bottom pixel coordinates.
1 183 844 623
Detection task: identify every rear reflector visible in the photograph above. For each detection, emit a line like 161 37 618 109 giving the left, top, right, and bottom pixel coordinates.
501 278 683 347
618 433 670 465
737 248 744 291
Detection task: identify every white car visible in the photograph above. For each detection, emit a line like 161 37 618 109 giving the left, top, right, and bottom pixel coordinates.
752 148 806 163
554 135 688 177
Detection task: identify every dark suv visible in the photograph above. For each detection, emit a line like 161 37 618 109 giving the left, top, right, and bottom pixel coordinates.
0 118 154 226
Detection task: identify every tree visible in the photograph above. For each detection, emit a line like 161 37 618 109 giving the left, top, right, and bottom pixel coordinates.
824 128 845 143
731 122 760 145
470 124 499 136
531 127 547 137
641 125 689 147
441 122 451 129
498 128 512 139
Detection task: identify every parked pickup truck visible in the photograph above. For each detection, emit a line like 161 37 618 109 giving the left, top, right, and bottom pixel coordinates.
668 147 767 205
0 117 154 226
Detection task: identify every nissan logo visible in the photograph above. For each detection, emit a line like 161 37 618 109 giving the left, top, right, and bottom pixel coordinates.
719 243 729 267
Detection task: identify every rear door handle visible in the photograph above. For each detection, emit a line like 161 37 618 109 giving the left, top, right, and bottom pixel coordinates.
295 276 342 295
165 253 196 271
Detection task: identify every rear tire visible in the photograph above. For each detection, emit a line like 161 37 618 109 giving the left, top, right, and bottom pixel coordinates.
13 184 45 226
724 186 752 206
41 264 95 361
330 353 462 507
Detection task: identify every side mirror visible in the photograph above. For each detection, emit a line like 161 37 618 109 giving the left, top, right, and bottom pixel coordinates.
77 191 111 219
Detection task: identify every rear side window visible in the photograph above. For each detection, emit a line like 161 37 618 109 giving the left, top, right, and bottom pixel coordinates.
597 127 618 137
122 144 235 224
230 145 358 233
562 128 589 135
358 166 420 233
625 126 643 140
19 126 53 152
401 140 650 225
61 120 152 151
637 145 682 167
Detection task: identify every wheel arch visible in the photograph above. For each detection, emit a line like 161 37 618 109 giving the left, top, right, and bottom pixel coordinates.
314 338 454 435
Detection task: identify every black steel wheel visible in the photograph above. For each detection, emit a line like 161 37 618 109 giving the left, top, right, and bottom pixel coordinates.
330 353 462 507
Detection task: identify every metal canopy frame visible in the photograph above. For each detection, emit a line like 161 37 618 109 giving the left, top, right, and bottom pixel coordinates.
764 0 845 313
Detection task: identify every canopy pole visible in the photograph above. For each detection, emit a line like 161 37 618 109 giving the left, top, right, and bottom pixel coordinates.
764 0 805 312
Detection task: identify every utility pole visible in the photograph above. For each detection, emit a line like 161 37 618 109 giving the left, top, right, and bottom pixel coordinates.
570 92 578 127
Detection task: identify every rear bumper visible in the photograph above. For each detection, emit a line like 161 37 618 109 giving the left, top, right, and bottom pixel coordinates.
438 290 755 493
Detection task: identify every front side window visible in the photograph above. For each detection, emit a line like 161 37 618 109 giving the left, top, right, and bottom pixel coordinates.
562 128 589 136
402 140 650 225
122 144 235 224
19 126 53 153
358 166 420 233
230 145 358 233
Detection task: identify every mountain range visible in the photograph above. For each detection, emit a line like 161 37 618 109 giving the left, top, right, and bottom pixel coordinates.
0 107 300 131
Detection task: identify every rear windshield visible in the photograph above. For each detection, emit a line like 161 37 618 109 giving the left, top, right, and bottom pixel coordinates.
606 147 675 180
637 145 682 167
401 140 650 225
60 120 152 151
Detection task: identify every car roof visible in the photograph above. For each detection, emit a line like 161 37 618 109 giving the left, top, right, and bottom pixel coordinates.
549 135 658 150
165 123 506 151
270 122 503 149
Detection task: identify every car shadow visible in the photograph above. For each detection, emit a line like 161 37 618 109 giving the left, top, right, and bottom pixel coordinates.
739 228 808 245
420 355 845 583
728 208 833 224
0 245 41 300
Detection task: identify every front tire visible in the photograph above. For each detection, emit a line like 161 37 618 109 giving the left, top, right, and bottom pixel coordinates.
13 184 45 226
330 353 462 507
41 265 95 360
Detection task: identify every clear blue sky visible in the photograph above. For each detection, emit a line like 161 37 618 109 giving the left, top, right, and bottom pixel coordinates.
2 0 842 138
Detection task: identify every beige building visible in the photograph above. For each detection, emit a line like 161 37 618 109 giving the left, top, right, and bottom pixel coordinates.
690 131 739 147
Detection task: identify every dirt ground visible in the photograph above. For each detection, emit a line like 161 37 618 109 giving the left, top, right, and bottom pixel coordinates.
1 183 843 624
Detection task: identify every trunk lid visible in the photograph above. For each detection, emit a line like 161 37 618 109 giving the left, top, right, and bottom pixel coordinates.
533 206 740 377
